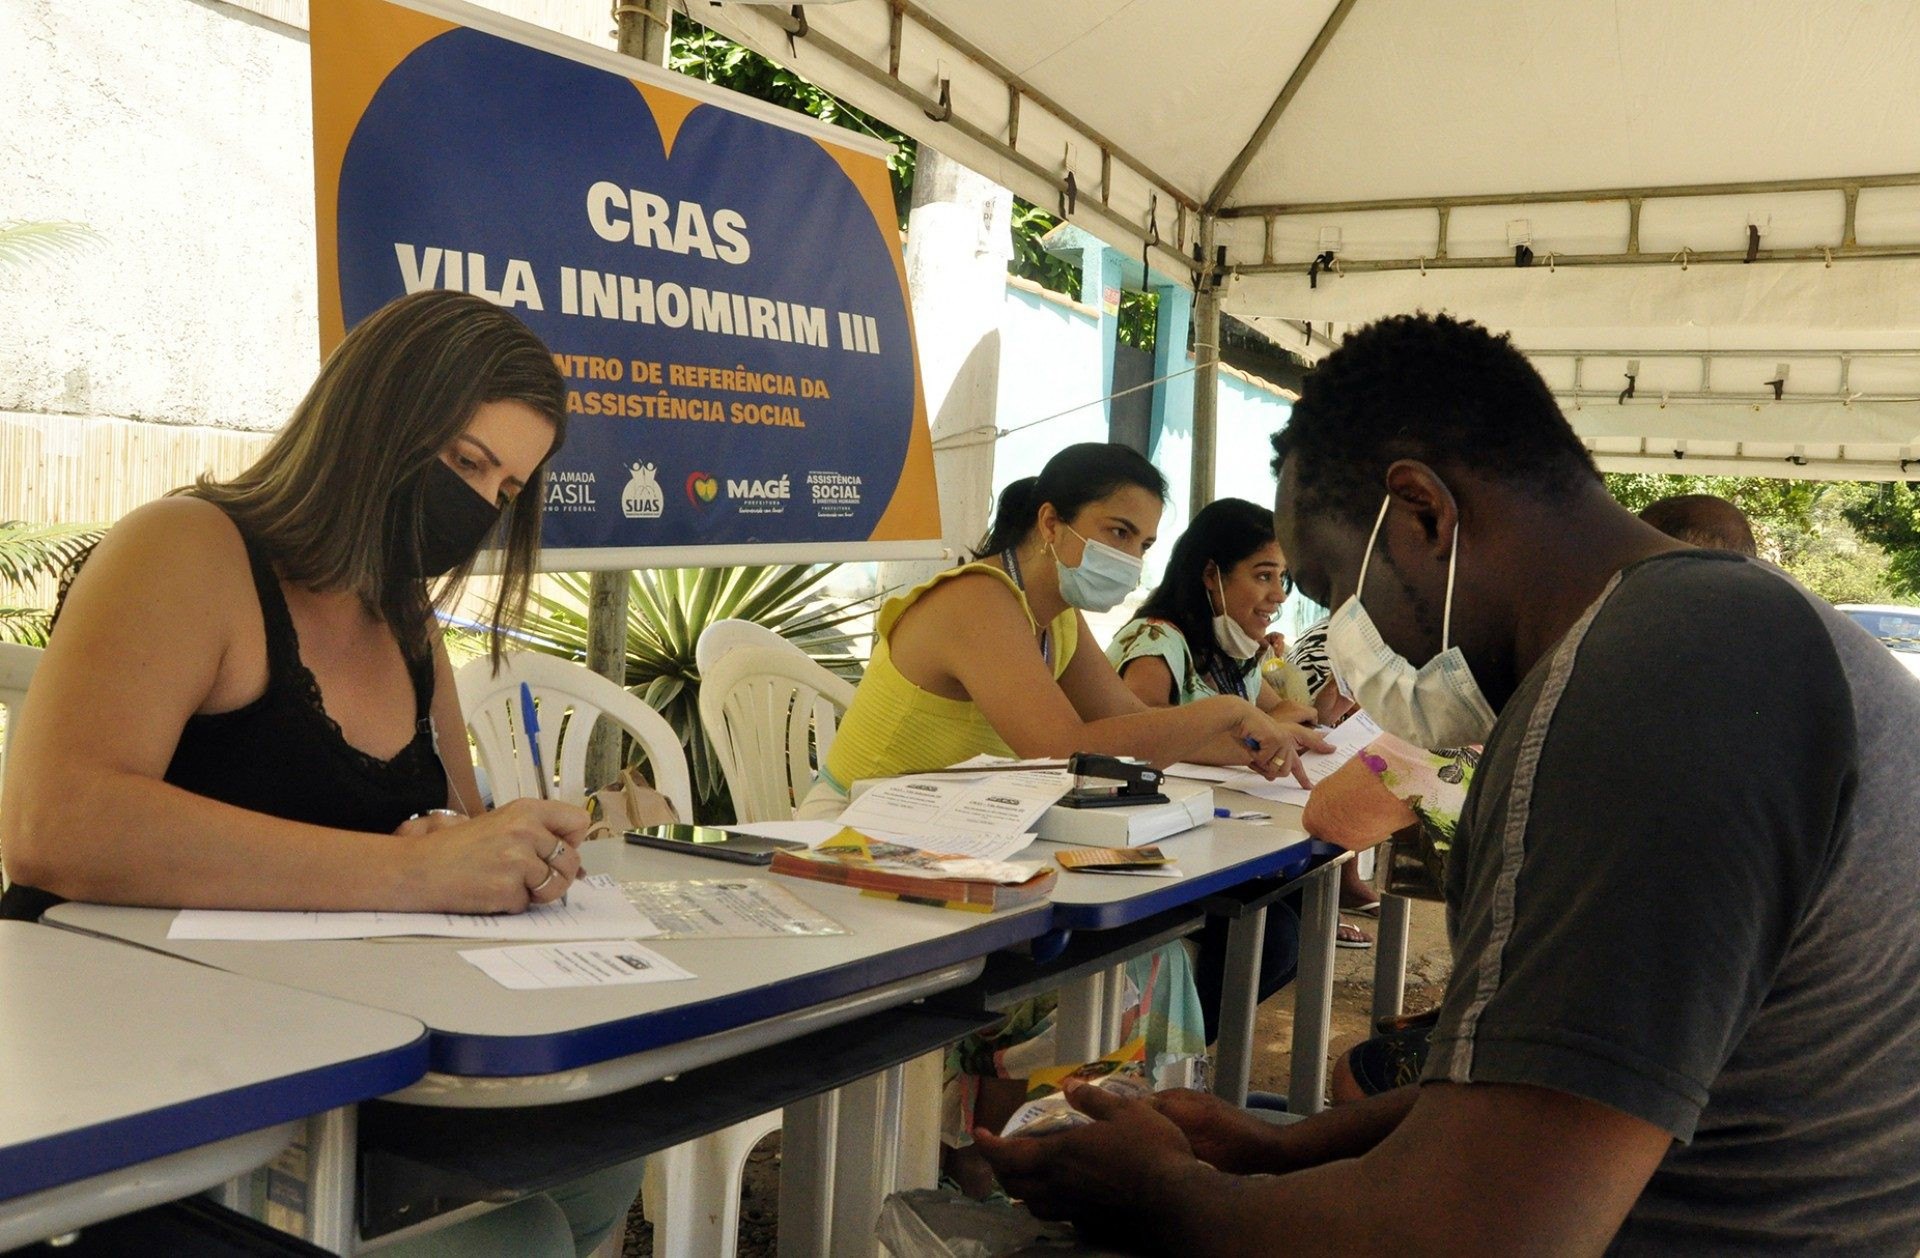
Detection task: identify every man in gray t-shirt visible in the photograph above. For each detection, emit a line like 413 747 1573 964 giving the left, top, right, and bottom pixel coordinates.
973 314 1920 1255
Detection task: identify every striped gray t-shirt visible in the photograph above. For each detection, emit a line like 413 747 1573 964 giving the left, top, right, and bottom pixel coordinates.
1425 550 1920 1254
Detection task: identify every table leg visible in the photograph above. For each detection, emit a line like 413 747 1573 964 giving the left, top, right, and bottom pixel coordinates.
1371 893 1412 1025
1288 864 1340 1116
778 1089 839 1258
1052 969 1108 1064
1210 904 1267 1107
828 1067 904 1258
304 1106 358 1254
894 1050 944 1194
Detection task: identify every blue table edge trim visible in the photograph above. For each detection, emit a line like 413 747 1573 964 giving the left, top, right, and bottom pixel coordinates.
422 900 1052 1076
1045 837 1341 931
0 1031 430 1205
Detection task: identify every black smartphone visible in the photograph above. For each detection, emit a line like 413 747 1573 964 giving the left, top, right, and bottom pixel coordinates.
623 825 805 866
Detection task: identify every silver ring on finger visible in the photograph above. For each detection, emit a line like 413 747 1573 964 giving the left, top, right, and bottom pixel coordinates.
545 837 566 864
532 867 559 894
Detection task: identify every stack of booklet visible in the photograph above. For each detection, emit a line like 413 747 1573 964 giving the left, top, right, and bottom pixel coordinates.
771 829 1056 912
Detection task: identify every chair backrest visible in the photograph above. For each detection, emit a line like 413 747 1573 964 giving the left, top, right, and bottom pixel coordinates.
698 646 856 823
694 618 803 677
0 642 43 765
455 651 693 819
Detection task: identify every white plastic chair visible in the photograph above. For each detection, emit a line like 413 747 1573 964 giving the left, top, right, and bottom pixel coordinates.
698 645 856 823
461 652 731 1256
455 651 691 815
694 617 801 678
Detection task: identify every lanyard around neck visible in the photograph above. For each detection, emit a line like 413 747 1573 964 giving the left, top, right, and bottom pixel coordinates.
1000 550 1054 670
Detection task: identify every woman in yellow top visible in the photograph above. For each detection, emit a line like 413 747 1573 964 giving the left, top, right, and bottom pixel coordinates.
814 444 1324 800
803 442 1329 1192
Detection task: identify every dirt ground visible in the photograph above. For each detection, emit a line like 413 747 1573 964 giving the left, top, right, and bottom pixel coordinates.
620 898 1453 1257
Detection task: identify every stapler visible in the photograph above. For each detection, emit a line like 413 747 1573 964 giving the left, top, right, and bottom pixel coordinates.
1057 753 1170 809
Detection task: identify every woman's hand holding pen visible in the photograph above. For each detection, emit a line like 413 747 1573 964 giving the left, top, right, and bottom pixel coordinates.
1235 707 1333 787
394 798 592 912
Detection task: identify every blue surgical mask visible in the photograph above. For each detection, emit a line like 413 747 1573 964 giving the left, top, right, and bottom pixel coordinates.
1052 524 1142 612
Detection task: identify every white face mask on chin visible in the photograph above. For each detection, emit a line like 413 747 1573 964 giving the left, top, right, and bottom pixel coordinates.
1324 496 1496 750
1208 576 1267 661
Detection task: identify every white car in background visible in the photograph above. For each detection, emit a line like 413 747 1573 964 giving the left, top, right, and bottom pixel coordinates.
1838 604 1920 680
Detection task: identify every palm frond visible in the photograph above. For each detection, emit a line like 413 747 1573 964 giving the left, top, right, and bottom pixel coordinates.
0 222 105 271
0 608 53 648
0 521 105 591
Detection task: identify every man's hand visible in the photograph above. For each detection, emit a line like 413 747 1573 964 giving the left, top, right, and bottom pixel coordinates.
971 1083 1201 1241
1147 1090 1292 1175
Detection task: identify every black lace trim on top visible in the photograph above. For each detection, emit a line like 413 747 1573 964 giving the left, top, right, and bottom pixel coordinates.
221 525 441 784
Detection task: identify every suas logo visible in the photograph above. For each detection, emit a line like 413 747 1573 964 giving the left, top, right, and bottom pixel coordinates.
684 471 719 507
621 462 663 520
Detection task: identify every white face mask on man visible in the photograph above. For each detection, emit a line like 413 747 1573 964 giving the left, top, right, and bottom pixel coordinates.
1324 495 1496 750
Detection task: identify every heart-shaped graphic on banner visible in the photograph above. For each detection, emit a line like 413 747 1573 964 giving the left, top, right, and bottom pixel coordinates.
336 27 914 550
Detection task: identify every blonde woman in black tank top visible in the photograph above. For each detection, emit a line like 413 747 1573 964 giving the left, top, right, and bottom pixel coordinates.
2 291 592 916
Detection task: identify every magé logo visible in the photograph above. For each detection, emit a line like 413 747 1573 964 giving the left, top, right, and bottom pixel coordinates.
684 471 719 508
621 462 663 520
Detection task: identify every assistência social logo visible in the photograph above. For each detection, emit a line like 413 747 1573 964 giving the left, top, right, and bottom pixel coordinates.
806 470 862 519
621 462 663 519
684 471 719 508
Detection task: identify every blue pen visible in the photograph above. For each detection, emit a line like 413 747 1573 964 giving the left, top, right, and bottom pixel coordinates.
518 682 550 801
519 682 565 905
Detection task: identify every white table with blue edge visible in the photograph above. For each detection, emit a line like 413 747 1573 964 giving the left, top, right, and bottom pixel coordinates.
0 919 428 1252
1021 788 1350 1114
46 836 1054 1255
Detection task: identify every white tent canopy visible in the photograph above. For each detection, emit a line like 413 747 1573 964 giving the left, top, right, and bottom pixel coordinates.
690 0 1920 479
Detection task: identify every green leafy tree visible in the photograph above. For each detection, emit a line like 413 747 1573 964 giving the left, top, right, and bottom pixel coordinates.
1604 472 1903 604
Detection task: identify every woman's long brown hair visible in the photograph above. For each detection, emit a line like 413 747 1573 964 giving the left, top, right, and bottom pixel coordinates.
191 290 567 664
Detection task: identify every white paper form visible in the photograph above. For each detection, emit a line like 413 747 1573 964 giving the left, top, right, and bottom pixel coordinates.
1166 713 1384 806
459 940 693 990
837 770 1072 860
167 875 660 942
623 880 848 939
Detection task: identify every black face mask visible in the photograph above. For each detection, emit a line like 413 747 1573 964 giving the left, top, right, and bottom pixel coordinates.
397 459 502 579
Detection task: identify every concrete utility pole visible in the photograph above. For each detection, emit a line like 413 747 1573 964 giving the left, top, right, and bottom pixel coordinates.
586 0 675 791
1189 215 1220 522
877 144 1013 593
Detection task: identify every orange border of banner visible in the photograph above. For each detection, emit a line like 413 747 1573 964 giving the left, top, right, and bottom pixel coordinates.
309 0 939 546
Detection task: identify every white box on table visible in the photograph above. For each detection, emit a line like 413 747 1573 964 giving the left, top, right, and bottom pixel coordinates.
1033 779 1215 848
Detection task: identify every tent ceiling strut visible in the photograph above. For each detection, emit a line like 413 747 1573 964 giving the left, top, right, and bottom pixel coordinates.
729 11 1197 275
1221 171 1920 218
1206 0 1360 214
892 1 1200 214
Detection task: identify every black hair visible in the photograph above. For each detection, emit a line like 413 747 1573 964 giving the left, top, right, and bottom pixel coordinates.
1270 313 1599 529
1639 494 1757 557
977 442 1169 556
1131 497 1283 692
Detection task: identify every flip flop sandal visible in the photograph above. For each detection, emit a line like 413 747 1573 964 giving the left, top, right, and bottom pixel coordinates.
1337 923 1373 949
1343 899 1383 918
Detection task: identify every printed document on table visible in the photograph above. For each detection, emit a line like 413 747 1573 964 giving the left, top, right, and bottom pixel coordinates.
167 874 660 941
459 940 693 990
623 879 848 939
1168 714 1385 806
838 769 1071 857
